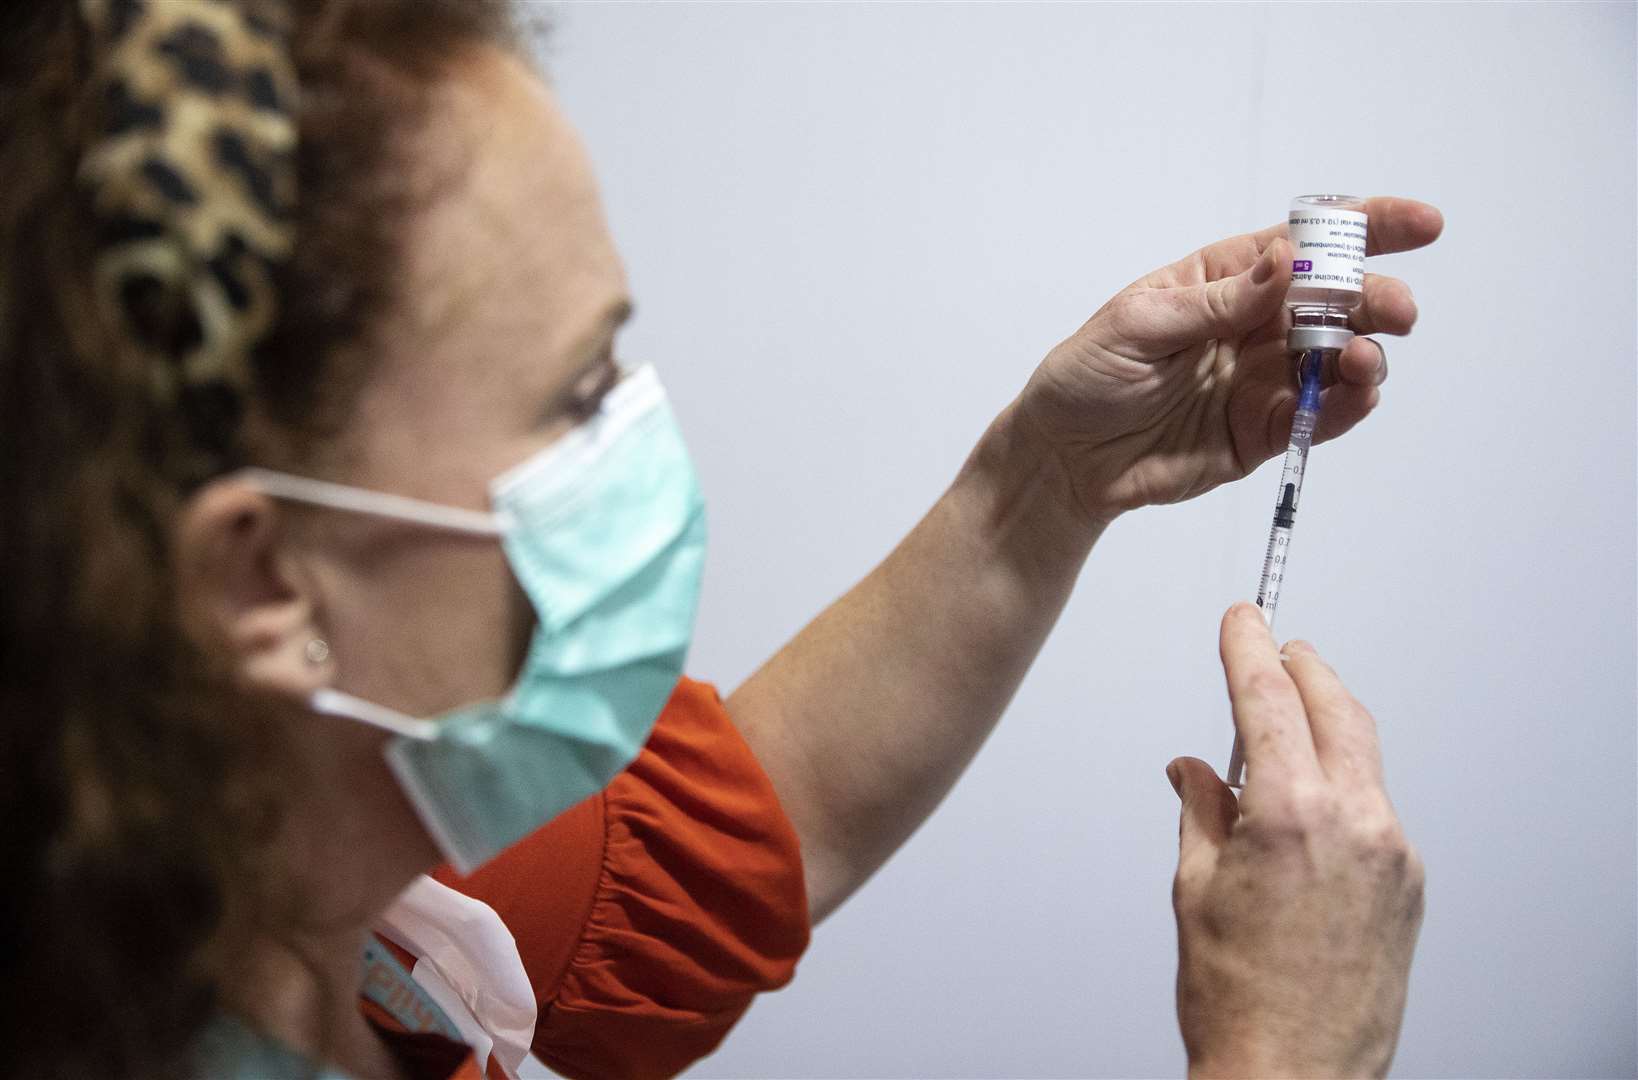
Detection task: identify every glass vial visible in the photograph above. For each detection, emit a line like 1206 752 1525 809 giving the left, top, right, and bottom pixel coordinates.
1287 193 1367 332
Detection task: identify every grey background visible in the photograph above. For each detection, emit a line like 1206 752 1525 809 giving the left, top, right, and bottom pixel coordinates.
540 3 1638 1077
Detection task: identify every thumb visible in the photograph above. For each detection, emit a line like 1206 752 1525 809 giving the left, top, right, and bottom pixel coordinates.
1129 238 1291 359
1168 756 1238 860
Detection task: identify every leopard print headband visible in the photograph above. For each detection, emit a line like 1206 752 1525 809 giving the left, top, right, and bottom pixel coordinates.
79 0 298 479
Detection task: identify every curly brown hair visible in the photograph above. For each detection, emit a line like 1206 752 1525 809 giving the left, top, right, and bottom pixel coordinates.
0 2 517 1075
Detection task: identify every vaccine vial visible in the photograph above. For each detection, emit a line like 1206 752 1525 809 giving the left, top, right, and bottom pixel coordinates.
1286 194 1367 350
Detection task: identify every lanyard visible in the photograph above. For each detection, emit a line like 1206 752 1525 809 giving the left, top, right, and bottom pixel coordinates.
360 936 466 1042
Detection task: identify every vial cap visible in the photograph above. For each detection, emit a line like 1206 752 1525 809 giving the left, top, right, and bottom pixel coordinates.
1287 324 1355 353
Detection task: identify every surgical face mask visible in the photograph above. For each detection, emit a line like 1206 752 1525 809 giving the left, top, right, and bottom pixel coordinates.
241 364 706 873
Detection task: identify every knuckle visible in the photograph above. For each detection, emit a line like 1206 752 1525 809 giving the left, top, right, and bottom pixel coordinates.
1255 818 1309 850
1251 727 1287 762
1241 669 1291 704
1106 290 1147 337
1349 810 1414 865
1171 871 1191 912
1172 865 1210 915
1397 281 1420 328
1405 843 1428 890
1365 819 1409 854
1243 800 1313 848
1291 783 1343 829
1399 842 1428 924
1336 700 1382 747
1203 279 1235 328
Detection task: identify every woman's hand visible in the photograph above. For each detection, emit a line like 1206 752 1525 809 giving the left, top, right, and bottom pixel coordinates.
1016 197 1443 525
1168 604 1425 1078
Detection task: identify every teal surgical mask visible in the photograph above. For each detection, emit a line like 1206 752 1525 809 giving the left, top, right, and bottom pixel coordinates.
241 364 706 873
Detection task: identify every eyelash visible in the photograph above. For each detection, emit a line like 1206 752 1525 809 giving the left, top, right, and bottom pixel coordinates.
567 359 619 419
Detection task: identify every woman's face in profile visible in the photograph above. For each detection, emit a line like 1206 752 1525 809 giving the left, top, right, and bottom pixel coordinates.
305 45 633 719
192 44 633 766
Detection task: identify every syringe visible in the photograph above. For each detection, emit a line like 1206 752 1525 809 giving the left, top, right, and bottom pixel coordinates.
1226 194 1369 789
1225 348 1326 788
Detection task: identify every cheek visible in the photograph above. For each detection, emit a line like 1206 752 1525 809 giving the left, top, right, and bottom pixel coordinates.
413 544 524 708
329 535 523 715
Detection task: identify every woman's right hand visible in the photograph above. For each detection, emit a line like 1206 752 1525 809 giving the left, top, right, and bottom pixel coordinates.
1168 604 1425 1078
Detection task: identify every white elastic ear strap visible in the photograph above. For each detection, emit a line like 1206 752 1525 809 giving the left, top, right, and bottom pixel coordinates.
236 468 510 537
311 688 439 741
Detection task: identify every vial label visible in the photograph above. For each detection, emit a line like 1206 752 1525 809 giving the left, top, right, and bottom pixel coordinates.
1288 207 1367 292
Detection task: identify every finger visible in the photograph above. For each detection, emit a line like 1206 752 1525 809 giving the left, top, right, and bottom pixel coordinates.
1111 239 1291 359
1242 196 1442 261
1219 602 1322 785
1279 640 1385 788
1335 336 1389 388
1349 274 1418 336
1169 756 1238 865
1227 383 1305 476
1311 383 1381 445
1136 231 1269 289
1363 197 1444 257
1262 392 1299 460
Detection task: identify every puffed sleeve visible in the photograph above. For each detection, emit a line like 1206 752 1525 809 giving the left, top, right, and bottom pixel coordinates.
431 677 811 1080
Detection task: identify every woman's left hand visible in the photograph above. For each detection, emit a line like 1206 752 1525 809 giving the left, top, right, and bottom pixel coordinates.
1016 196 1444 526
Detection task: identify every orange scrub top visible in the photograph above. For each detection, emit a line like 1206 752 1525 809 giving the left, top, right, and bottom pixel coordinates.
361 677 811 1080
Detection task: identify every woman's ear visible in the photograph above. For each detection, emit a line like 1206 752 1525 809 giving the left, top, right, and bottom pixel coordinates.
173 477 334 700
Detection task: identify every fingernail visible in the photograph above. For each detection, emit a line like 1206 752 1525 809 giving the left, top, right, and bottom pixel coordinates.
1285 639 1317 656
1251 246 1276 285
1373 340 1389 385
1166 762 1182 796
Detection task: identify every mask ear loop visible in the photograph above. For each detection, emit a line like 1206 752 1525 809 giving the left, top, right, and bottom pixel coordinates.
233 467 507 739
235 468 514 536
311 688 439 742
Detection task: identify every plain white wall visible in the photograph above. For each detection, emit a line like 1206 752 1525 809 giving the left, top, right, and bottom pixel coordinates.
540 3 1637 1077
